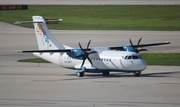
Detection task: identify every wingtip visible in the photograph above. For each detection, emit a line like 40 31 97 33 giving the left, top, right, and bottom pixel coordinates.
165 41 170 44
59 19 63 22
14 50 23 53
14 21 21 24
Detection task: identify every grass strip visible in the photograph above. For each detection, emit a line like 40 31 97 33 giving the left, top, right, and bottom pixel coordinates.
140 53 180 66
18 58 50 63
0 5 180 30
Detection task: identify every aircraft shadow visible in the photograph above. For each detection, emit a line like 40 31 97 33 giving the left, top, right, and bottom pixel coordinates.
141 71 180 77
62 71 180 80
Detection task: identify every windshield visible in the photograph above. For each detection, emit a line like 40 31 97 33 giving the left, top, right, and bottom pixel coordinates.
124 55 141 60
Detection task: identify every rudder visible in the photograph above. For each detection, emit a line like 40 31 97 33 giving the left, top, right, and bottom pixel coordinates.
32 16 65 50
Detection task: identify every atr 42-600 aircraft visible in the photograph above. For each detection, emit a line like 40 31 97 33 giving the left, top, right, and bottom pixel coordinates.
15 16 170 77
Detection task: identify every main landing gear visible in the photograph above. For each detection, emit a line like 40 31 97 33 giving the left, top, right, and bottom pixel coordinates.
77 71 110 77
102 71 110 76
76 71 141 77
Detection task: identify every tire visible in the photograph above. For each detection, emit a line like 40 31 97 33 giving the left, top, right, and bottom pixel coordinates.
134 71 141 77
77 72 85 77
102 71 110 76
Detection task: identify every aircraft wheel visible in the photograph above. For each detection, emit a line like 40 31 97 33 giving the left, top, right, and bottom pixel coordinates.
102 71 110 76
77 72 85 77
134 71 141 77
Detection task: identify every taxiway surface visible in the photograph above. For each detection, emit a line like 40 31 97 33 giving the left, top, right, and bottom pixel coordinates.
0 22 180 107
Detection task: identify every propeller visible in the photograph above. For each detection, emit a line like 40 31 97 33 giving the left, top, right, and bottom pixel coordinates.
129 37 148 53
77 40 97 68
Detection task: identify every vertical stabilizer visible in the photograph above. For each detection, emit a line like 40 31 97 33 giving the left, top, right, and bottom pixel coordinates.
32 16 65 50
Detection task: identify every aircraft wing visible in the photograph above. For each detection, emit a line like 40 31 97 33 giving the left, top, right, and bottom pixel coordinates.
109 41 170 50
17 49 91 53
17 49 71 53
133 41 170 48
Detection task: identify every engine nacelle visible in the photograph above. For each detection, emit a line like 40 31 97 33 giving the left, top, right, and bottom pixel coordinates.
71 49 84 57
123 46 134 52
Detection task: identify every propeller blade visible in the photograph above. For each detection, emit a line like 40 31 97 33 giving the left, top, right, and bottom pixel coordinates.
129 38 135 50
78 42 83 50
79 42 86 54
88 51 97 54
78 40 96 68
129 37 148 53
87 56 93 67
87 40 91 49
137 37 142 46
80 56 86 68
138 49 148 52
129 38 133 47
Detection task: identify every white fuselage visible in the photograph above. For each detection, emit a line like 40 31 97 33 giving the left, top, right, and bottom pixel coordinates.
33 50 147 73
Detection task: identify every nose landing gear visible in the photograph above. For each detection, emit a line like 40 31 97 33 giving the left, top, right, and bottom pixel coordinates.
133 71 141 77
77 72 85 77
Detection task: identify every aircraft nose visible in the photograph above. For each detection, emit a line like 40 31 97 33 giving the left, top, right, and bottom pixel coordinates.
137 60 147 70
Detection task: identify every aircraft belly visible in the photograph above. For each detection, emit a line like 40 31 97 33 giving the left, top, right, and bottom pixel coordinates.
93 61 108 69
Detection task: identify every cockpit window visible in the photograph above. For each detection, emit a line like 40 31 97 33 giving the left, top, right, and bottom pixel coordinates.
138 55 142 59
127 56 132 59
124 56 128 59
132 55 139 59
124 55 141 60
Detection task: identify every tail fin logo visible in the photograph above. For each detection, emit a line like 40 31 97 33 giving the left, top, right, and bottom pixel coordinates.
36 23 51 48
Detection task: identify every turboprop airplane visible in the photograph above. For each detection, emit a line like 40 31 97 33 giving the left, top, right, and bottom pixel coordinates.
15 16 170 77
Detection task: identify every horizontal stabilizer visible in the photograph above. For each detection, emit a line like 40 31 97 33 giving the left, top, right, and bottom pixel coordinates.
14 19 62 24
